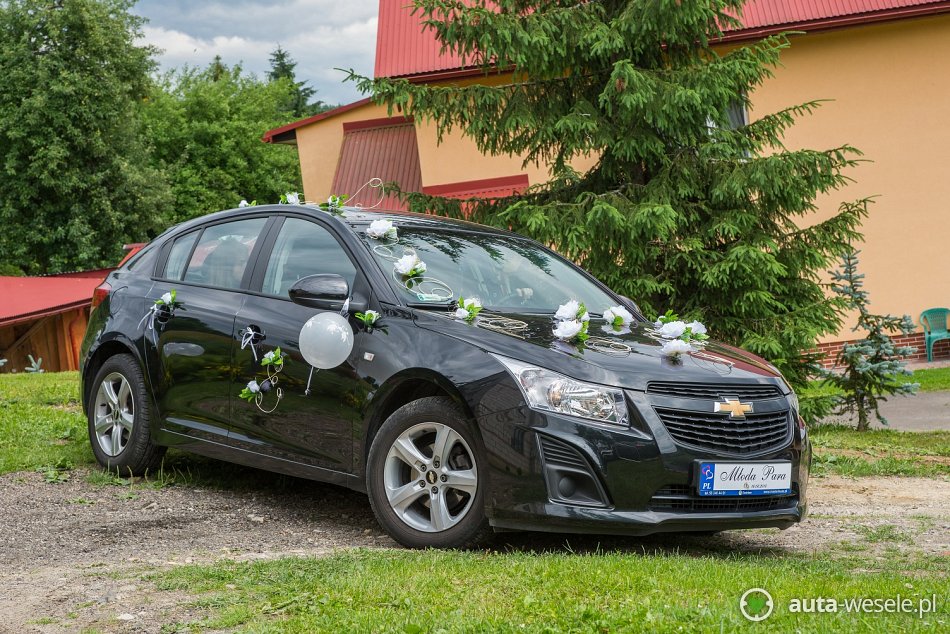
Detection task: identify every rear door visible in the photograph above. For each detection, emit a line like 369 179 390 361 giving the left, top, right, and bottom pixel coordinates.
229 215 372 473
146 216 271 444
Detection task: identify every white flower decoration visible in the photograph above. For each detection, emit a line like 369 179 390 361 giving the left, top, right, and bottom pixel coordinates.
247 380 260 394
159 292 173 305
553 319 584 341
657 320 687 339
454 308 470 320
462 297 482 310
604 306 634 327
394 253 427 277
239 199 250 208
687 320 707 335
263 351 275 363
555 300 580 321
661 339 693 356
363 310 379 324
366 219 397 240
285 192 300 205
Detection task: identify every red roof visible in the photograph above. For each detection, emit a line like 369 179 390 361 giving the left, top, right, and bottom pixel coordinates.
332 118 423 210
0 273 106 327
375 0 950 78
0 245 143 328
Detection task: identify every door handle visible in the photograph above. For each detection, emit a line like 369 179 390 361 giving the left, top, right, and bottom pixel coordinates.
239 324 266 360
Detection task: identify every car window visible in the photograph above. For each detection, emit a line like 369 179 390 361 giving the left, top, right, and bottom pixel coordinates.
360 227 618 314
261 218 357 297
182 218 267 289
163 231 198 280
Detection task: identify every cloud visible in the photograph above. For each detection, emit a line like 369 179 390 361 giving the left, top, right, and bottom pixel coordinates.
134 0 379 105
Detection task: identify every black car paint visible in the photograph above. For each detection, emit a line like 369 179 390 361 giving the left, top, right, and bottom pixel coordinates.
80 205 809 536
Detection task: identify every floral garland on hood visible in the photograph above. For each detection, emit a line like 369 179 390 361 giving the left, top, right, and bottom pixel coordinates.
552 299 590 343
652 310 709 357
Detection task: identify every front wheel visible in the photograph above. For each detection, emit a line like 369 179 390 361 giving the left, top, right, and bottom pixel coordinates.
87 353 166 475
366 396 490 549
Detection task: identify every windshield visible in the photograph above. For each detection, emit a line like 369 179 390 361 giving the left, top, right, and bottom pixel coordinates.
359 227 619 314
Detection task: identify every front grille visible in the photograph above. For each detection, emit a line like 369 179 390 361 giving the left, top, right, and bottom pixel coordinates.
538 435 590 470
649 484 799 513
654 407 792 455
647 381 783 400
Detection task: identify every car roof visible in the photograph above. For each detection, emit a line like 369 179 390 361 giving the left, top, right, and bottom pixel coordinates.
169 205 512 238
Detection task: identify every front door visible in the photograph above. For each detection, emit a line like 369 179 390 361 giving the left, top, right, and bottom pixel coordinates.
229 216 371 473
147 216 269 444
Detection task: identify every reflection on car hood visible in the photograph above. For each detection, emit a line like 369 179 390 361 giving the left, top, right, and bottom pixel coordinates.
413 309 786 391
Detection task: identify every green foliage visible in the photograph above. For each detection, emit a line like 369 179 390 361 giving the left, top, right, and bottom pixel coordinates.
822 251 918 430
141 60 303 222
0 0 172 274
349 0 869 391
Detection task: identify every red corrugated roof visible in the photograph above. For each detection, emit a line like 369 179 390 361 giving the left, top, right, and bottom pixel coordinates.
0 274 105 327
331 120 423 210
375 0 950 78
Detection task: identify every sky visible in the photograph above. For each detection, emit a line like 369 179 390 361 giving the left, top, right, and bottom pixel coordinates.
133 0 379 106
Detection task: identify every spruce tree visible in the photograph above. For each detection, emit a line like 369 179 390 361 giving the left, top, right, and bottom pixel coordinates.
824 251 918 431
268 45 322 117
348 0 867 392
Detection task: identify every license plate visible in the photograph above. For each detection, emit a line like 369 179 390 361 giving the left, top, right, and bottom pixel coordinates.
697 462 792 497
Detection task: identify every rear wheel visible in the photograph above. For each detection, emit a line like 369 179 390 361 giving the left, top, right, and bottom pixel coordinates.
367 396 490 549
87 353 166 475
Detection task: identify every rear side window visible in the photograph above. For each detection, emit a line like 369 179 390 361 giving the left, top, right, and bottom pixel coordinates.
182 218 267 289
163 231 199 280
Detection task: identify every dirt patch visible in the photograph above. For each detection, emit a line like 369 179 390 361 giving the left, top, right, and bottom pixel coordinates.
0 469 947 632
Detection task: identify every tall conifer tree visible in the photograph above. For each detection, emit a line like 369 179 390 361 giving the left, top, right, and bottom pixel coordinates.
350 0 867 390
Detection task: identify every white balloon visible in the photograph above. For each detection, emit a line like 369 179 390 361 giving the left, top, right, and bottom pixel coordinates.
299 313 354 369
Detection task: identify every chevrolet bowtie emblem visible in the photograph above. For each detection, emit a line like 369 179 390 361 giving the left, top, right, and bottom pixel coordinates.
714 396 753 419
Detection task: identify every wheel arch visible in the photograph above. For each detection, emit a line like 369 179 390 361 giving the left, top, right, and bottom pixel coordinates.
361 369 479 470
81 335 146 414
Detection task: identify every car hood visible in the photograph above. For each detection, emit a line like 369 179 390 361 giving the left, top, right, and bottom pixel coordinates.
412 309 787 392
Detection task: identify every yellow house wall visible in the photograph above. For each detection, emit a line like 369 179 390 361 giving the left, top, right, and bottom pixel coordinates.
747 14 950 339
295 101 393 202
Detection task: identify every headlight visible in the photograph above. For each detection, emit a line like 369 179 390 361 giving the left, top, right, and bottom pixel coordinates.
492 355 628 426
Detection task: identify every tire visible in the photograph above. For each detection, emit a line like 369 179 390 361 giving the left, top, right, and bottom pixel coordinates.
366 396 491 549
87 353 166 476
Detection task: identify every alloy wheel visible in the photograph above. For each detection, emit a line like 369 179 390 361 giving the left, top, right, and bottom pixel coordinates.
383 422 478 532
93 372 135 457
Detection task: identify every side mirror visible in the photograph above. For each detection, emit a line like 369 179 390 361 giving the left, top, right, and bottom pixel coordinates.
289 274 349 310
619 295 645 320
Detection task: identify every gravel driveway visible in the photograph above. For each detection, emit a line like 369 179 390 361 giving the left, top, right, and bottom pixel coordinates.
1 468 947 632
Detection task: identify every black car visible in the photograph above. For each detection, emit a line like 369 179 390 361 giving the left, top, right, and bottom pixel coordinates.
80 204 810 548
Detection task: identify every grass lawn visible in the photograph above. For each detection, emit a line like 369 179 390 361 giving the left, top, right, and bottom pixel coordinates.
156 549 948 632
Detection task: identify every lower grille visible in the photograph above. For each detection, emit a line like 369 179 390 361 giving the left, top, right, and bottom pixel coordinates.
649 484 799 513
538 435 590 470
654 407 792 455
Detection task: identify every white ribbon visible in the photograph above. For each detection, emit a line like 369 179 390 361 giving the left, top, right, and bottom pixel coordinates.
239 326 259 361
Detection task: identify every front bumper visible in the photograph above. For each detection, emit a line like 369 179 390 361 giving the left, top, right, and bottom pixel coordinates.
476 393 810 536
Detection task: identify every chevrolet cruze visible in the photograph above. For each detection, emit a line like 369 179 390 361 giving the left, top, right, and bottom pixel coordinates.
80 204 810 548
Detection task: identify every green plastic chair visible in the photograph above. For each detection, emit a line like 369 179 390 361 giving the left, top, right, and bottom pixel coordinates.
920 308 950 362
